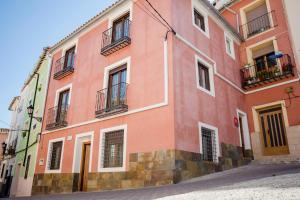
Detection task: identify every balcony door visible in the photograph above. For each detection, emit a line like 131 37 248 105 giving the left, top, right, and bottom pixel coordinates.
112 13 129 43
64 46 75 69
107 65 127 111
258 106 289 156
56 89 69 123
246 3 270 37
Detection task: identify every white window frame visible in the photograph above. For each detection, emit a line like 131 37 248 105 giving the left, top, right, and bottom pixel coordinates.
107 1 133 28
192 0 210 38
103 57 131 89
98 124 127 172
195 55 215 97
224 32 236 60
45 137 65 173
61 39 78 56
54 83 72 107
198 122 220 163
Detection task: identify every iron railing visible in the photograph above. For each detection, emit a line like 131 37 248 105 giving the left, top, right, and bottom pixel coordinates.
45 105 68 130
101 19 131 56
53 54 75 79
240 11 276 39
95 82 128 117
241 54 294 89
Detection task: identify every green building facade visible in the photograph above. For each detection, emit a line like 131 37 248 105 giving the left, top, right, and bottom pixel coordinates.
10 48 50 197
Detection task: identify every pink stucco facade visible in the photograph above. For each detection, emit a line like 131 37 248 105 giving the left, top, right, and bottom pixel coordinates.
33 0 300 194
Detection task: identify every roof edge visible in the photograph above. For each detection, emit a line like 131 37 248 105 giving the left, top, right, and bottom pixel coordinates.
49 0 127 54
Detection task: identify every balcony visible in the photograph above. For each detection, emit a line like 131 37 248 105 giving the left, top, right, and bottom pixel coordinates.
240 11 277 39
101 19 131 56
95 82 128 118
53 55 75 80
45 105 68 130
241 54 295 89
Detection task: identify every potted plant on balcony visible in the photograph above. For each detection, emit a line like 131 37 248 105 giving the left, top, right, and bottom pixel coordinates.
274 67 281 77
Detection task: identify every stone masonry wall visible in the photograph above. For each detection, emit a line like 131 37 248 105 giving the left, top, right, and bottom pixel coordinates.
32 143 252 195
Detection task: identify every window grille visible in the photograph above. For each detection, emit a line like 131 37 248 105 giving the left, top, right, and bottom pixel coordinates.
201 127 217 162
49 141 63 170
103 130 124 168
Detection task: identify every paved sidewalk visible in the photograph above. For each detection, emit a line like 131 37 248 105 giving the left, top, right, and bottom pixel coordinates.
7 163 300 200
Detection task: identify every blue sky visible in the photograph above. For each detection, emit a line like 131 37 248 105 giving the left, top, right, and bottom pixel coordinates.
0 0 116 128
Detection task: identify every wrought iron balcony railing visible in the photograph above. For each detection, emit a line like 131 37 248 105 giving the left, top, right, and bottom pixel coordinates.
241 54 295 89
45 105 68 130
101 19 131 56
53 55 75 80
240 11 277 39
95 82 128 118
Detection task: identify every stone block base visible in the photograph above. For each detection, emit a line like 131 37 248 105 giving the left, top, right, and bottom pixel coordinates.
32 143 252 195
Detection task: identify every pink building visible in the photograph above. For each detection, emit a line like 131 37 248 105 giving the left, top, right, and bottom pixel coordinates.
220 0 300 162
32 0 299 195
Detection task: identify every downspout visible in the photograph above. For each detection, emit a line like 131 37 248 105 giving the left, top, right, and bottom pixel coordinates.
23 72 39 166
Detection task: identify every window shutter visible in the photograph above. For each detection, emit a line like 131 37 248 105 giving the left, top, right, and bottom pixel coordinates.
246 4 268 22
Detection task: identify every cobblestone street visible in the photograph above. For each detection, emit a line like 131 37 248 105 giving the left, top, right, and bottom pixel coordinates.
7 163 300 200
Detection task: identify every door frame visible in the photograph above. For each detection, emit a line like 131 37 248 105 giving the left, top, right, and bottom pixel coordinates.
252 101 290 155
237 109 252 150
79 142 91 191
72 132 94 174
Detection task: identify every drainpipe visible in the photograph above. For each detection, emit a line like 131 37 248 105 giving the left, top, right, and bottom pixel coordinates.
23 72 39 166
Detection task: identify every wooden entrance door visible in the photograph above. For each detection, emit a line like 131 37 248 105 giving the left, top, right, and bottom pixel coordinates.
258 106 289 156
79 142 91 191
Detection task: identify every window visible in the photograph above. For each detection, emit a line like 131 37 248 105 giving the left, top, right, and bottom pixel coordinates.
64 46 76 69
107 65 127 110
103 130 124 168
112 13 130 43
201 127 217 162
99 125 127 172
243 2 272 38
195 56 215 97
192 3 209 38
198 62 210 91
199 123 219 163
225 33 235 59
194 9 205 32
254 52 277 72
48 141 63 170
24 155 31 179
56 89 69 123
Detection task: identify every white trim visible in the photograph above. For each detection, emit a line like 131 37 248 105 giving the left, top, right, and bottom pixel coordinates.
176 33 245 94
175 33 300 95
54 83 72 106
245 78 300 94
107 1 133 28
198 122 220 163
42 40 169 135
252 100 289 133
72 131 94 173
98 124 127 172
103 56 131 89
61 39 79 56
45 137 65 174
195 55 216 97
224 32 236 60
236 109 251 150
192 0 210 38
